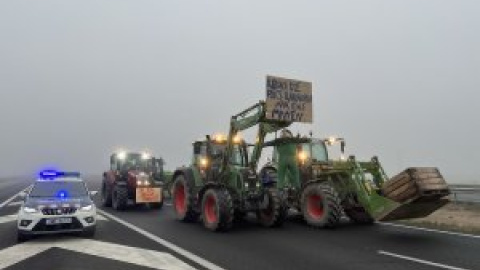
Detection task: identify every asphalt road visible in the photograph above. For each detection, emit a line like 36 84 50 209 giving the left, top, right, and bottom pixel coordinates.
0 176 479 270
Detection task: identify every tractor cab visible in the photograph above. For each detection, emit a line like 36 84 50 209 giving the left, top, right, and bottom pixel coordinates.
110 152 154 173
193 134 248 181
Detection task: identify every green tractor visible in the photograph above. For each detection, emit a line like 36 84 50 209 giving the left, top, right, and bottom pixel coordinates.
170 102 290 231
260 136 450 228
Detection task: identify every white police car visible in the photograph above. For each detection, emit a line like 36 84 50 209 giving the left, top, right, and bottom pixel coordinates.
17 170 97 242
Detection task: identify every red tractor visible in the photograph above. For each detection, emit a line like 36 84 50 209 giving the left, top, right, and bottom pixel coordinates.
101 151 164 210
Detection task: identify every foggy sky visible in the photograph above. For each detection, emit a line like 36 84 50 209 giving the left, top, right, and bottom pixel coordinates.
0 1 479 183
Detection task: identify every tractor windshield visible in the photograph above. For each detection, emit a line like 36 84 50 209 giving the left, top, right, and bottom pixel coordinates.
122 154 152 172
300 142 328 162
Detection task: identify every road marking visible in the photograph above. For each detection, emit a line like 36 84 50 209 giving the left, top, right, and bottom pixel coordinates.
378 250 469 270
0 215 17 225
0 185 32 210
0 238 195 270
165 202 172 206
379 222 480 239
98 209 225 270
90 191 98 196
7 201 23 207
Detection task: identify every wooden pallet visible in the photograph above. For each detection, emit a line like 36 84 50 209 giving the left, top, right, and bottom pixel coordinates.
382 167 450 203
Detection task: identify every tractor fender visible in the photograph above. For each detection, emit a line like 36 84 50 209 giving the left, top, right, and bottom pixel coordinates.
172 167 196 186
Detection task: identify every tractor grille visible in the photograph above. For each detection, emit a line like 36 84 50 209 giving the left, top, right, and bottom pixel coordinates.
42 207 77 216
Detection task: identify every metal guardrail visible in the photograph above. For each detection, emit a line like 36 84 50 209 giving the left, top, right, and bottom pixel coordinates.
450 187 480 204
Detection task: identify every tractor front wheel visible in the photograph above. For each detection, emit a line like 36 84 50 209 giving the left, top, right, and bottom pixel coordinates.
201 187 234 232
256 188 286 227
172 175 198 222
301 183 342 228
112 184 128 211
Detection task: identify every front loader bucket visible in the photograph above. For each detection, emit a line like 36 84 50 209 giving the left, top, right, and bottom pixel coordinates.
373 167 450 222
376 196 450 222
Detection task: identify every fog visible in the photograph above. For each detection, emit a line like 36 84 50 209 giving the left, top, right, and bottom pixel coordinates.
0 1 478 183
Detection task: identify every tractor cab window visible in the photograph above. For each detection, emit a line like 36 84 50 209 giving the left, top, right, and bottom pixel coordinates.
300 142 328 162
119 154 152 172
229 144 246 166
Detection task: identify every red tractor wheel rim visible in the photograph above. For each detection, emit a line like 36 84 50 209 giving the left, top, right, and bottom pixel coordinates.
307 194 324 219
174 184 186 214
204 195 218 224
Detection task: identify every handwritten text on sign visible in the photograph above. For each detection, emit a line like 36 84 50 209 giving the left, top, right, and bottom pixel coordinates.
266 76 313 123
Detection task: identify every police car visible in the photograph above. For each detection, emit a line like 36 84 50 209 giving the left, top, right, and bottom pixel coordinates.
17 170 97 242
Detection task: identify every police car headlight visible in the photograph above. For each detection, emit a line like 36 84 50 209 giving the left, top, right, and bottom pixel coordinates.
23 207 37 214
80 204 94 212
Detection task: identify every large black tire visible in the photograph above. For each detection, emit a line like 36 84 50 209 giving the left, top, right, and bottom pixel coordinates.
300 182 342 228
112 184 128 211
344 207 375 225
101 179 112 207
201 187 234 232
172 175 198 222
256 187 286 227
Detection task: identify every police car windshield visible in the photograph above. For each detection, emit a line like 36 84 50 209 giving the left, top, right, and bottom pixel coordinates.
29 181 88 198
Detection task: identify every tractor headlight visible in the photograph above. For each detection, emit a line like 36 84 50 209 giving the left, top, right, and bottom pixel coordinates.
80 204 94 212
298 151 308 162
23 206 37 214
117 151 127 160
199 157 208 168
137 180 142 186
143 180 150 186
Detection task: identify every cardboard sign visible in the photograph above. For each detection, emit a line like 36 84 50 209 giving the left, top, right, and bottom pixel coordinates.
136 187 162 203
265 75 313 123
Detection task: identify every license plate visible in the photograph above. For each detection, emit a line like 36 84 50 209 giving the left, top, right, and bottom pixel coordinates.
46 217 72 225
136 187 162 203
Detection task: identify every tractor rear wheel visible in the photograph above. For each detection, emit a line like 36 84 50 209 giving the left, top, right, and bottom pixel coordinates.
201 187 234 231
172 175 198 222
345 207 375 225
256 188 286 227
101 179 112 207
301 182 342 228
112 184 128 211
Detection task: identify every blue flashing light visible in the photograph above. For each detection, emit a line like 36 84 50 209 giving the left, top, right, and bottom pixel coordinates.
39 170 80 179
57 190 69 199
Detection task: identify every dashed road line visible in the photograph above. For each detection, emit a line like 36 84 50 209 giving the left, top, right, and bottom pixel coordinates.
98 209 225 270
379 222 480 239
378 250 469 270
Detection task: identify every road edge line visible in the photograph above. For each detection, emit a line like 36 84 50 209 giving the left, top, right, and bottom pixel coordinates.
0 185 32 209
379 222 480 239
97 209 225 270
378 250 469 270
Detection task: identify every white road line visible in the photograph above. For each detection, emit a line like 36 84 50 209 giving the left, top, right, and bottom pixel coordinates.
7 201 23 207
379 222 480 240
0 185 32 210
0 238 195 270
378 250 469 270
0 215 18 225
97 209 225 270
165 203 172 206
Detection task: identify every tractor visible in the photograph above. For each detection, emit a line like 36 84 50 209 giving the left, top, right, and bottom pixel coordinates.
261 136 450 228
170 102 290 231
101 151 165 210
